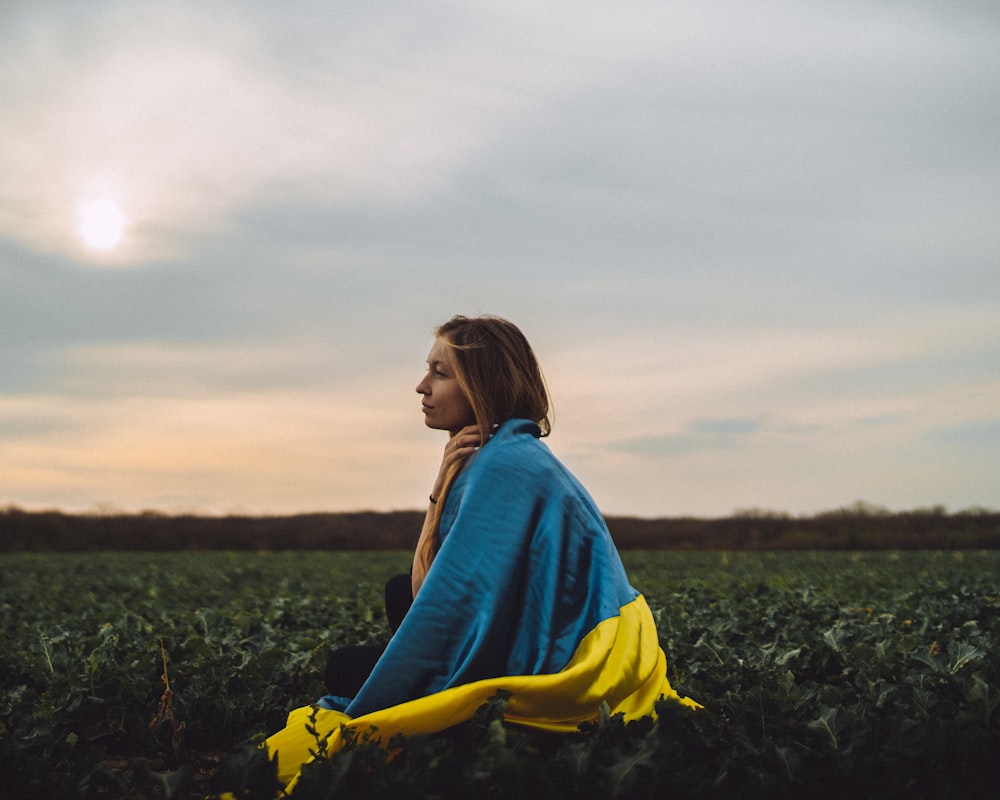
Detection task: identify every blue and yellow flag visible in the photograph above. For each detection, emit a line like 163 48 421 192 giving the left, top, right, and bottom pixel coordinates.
265 420 698 789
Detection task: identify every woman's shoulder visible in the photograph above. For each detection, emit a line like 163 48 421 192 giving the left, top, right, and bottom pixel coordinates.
442 417 609 544
470 418 581 492
476 419 549 468
491 418 543 444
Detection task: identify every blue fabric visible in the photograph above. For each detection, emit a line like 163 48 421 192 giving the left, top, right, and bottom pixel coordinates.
319 418 638 717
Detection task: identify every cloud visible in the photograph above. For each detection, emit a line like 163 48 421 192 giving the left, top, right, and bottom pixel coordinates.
0 5 489 261
2 0 998 517
929 418 1000 448
612 417 764 457
0 0 690 266
0 376 437 515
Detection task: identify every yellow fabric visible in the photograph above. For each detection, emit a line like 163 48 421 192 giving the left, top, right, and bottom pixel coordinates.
264 595 699 791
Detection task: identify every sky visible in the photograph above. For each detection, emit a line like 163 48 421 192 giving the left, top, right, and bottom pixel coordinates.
2 0 998 519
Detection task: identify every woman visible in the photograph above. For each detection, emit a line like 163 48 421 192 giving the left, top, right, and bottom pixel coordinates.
265 315 698 789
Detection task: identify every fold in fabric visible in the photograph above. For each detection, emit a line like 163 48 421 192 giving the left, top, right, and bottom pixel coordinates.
265 595 700 789
264 419 699 791
338 419 644 716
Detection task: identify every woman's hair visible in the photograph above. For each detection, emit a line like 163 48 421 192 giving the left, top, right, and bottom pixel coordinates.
412 314 552 595
435 314 552 438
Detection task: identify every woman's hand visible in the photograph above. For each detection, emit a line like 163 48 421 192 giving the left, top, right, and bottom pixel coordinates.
430 424 481 502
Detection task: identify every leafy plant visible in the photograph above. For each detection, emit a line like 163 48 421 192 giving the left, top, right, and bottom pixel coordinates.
1 550 997 798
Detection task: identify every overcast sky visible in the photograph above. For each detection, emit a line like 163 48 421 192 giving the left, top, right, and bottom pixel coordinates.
2 0 998 518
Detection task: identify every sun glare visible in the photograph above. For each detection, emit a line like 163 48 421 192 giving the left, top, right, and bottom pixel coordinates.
78 199 126 250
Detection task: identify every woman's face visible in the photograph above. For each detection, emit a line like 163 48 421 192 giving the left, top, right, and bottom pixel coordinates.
416 339 476 436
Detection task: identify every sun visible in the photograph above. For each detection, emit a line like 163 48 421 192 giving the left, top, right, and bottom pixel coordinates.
78 199 126 250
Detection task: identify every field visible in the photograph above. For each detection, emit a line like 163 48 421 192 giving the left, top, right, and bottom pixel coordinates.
2 550 998 798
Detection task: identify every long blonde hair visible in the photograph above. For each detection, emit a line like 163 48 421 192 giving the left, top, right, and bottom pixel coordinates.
411 315 552 593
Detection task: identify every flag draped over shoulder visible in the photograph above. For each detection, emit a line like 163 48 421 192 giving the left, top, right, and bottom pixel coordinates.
264 419 699 789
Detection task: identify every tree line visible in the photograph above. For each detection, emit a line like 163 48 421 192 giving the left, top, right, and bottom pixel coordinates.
2 502 997 551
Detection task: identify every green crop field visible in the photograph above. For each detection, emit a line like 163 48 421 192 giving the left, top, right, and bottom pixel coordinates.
2 550 997 798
